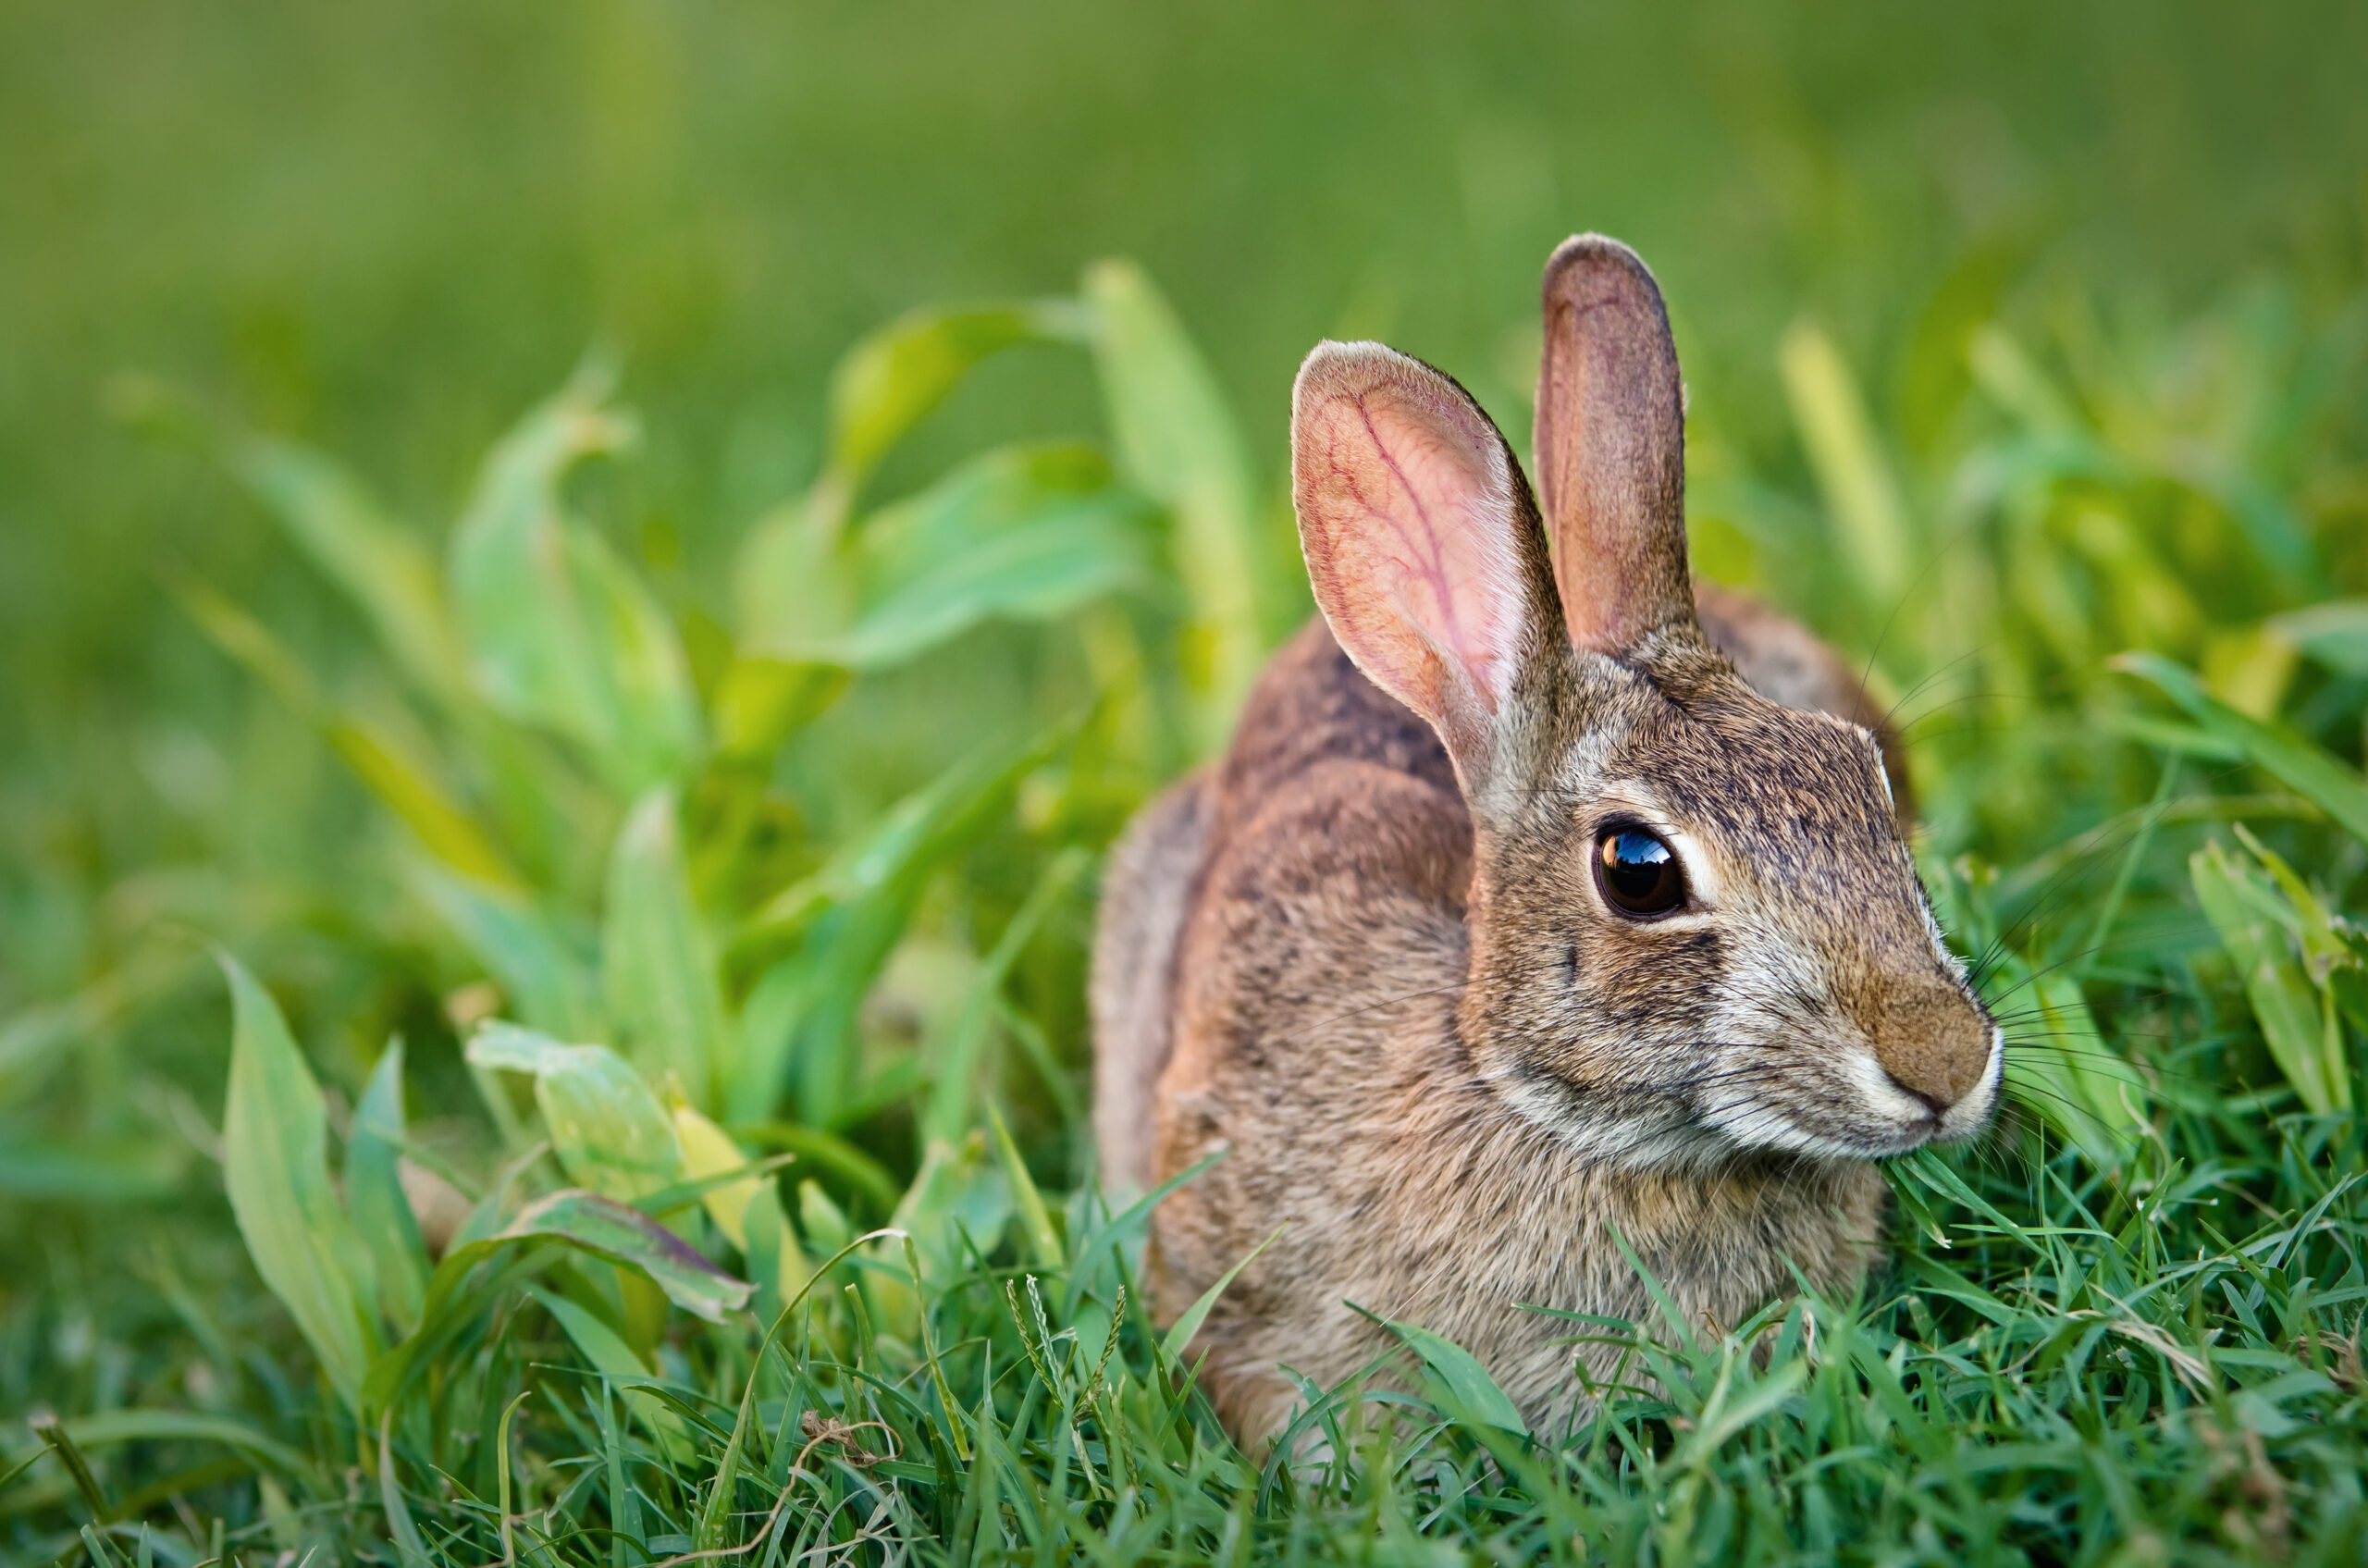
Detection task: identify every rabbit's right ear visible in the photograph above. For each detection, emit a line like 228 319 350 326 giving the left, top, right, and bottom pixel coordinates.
1292 341 1558 777
1534 236 1696 655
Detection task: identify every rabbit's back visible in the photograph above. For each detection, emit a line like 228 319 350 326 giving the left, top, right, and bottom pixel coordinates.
1089 619 1462 1201
1089 771 1210 1200
1150 620 1489 1434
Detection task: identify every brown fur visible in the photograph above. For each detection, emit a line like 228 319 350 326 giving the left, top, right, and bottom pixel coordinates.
1090 236 1997 1444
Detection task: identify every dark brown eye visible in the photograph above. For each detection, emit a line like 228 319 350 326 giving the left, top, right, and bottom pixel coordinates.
1594 824 1686 918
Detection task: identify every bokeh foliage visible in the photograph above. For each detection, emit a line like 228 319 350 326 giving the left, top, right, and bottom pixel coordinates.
7 2 2368 1562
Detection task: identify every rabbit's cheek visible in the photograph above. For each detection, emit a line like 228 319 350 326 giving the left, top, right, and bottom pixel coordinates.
1694 1051 1884 1159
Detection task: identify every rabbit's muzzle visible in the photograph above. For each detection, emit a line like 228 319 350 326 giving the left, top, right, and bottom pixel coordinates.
1862 978 1999 1127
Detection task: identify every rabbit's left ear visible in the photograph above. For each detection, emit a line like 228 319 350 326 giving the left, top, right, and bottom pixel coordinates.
1534 235 1696 656
1291 340 1559 777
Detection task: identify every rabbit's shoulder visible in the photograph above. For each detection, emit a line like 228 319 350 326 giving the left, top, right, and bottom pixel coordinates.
1173 747 1472 1075
1209 617 1459 830
1152 745 1480 1366
1157 626 1479 1138
1177 617 1473 1059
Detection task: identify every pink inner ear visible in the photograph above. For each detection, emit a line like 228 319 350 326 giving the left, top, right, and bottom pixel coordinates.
1293 347 1530 726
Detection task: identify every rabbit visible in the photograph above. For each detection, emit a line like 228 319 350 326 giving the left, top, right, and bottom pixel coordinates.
1089 235 2001 1445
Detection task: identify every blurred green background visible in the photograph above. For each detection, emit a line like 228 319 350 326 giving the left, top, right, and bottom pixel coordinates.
9 3 2368 1558
8 0 2365 930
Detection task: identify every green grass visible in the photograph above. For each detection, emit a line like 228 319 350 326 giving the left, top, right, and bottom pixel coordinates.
9 4 2368 1563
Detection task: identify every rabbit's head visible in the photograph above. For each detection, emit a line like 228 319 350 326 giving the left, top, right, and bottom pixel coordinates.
1291 235 1998 1168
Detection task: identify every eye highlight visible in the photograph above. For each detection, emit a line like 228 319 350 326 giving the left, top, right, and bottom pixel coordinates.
1594 822 1687 918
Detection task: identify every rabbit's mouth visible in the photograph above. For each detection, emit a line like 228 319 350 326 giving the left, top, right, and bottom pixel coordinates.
1693 1025 2005 1161
1849 1025 2004 1153
1493 1015 2004 1169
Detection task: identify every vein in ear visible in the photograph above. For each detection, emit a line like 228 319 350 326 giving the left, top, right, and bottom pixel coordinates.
1350 394 1501 706
1294 347 1528 729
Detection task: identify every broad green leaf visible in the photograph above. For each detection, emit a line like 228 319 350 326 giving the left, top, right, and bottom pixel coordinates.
733 723 1069 1123
1162 1226 1283 1364
2233 822 2353 981
711 657 849 760
669 1097 762 1252
731 491 857 662
989 1104 1063 1268
2191 841 2348 1112
178 581 518 885
504 1191 753 1322
826 302 1091 488
740 1179 790 1325
2337 962 2368 1044
2006 971 2148 1165
227 435 467 704
566 528 704 779
921 846 1090 1144
1085 259 1267 749
217 955 378 1413
890 1134 1012 1279
449 365 701 790
2118 652 2368 846
347 1041 429 1335
799 1177 856 1260
3 1410 314 1486
1780 318 1913 607
801 443 1156 671
1383 1317 1528 1435
363 1180 756 1424
526 1286 685 1451
734 301 1090 650
465 1023 684 1201
406 860 599 1039
2270 599 2368 678
603 787 730 1105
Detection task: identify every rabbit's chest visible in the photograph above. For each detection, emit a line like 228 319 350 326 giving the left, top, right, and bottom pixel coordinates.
1159 1043 1886 1425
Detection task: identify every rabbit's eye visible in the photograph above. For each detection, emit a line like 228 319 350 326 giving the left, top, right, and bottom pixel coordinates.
1594 824 1686 918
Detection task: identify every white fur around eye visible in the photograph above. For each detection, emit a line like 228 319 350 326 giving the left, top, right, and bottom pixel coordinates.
1656 825 1720 910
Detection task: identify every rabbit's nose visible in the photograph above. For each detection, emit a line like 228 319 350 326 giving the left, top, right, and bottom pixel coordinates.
1868 982 1992 1112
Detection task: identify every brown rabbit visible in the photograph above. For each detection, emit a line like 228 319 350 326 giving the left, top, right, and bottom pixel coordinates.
1090 236 2000 1444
